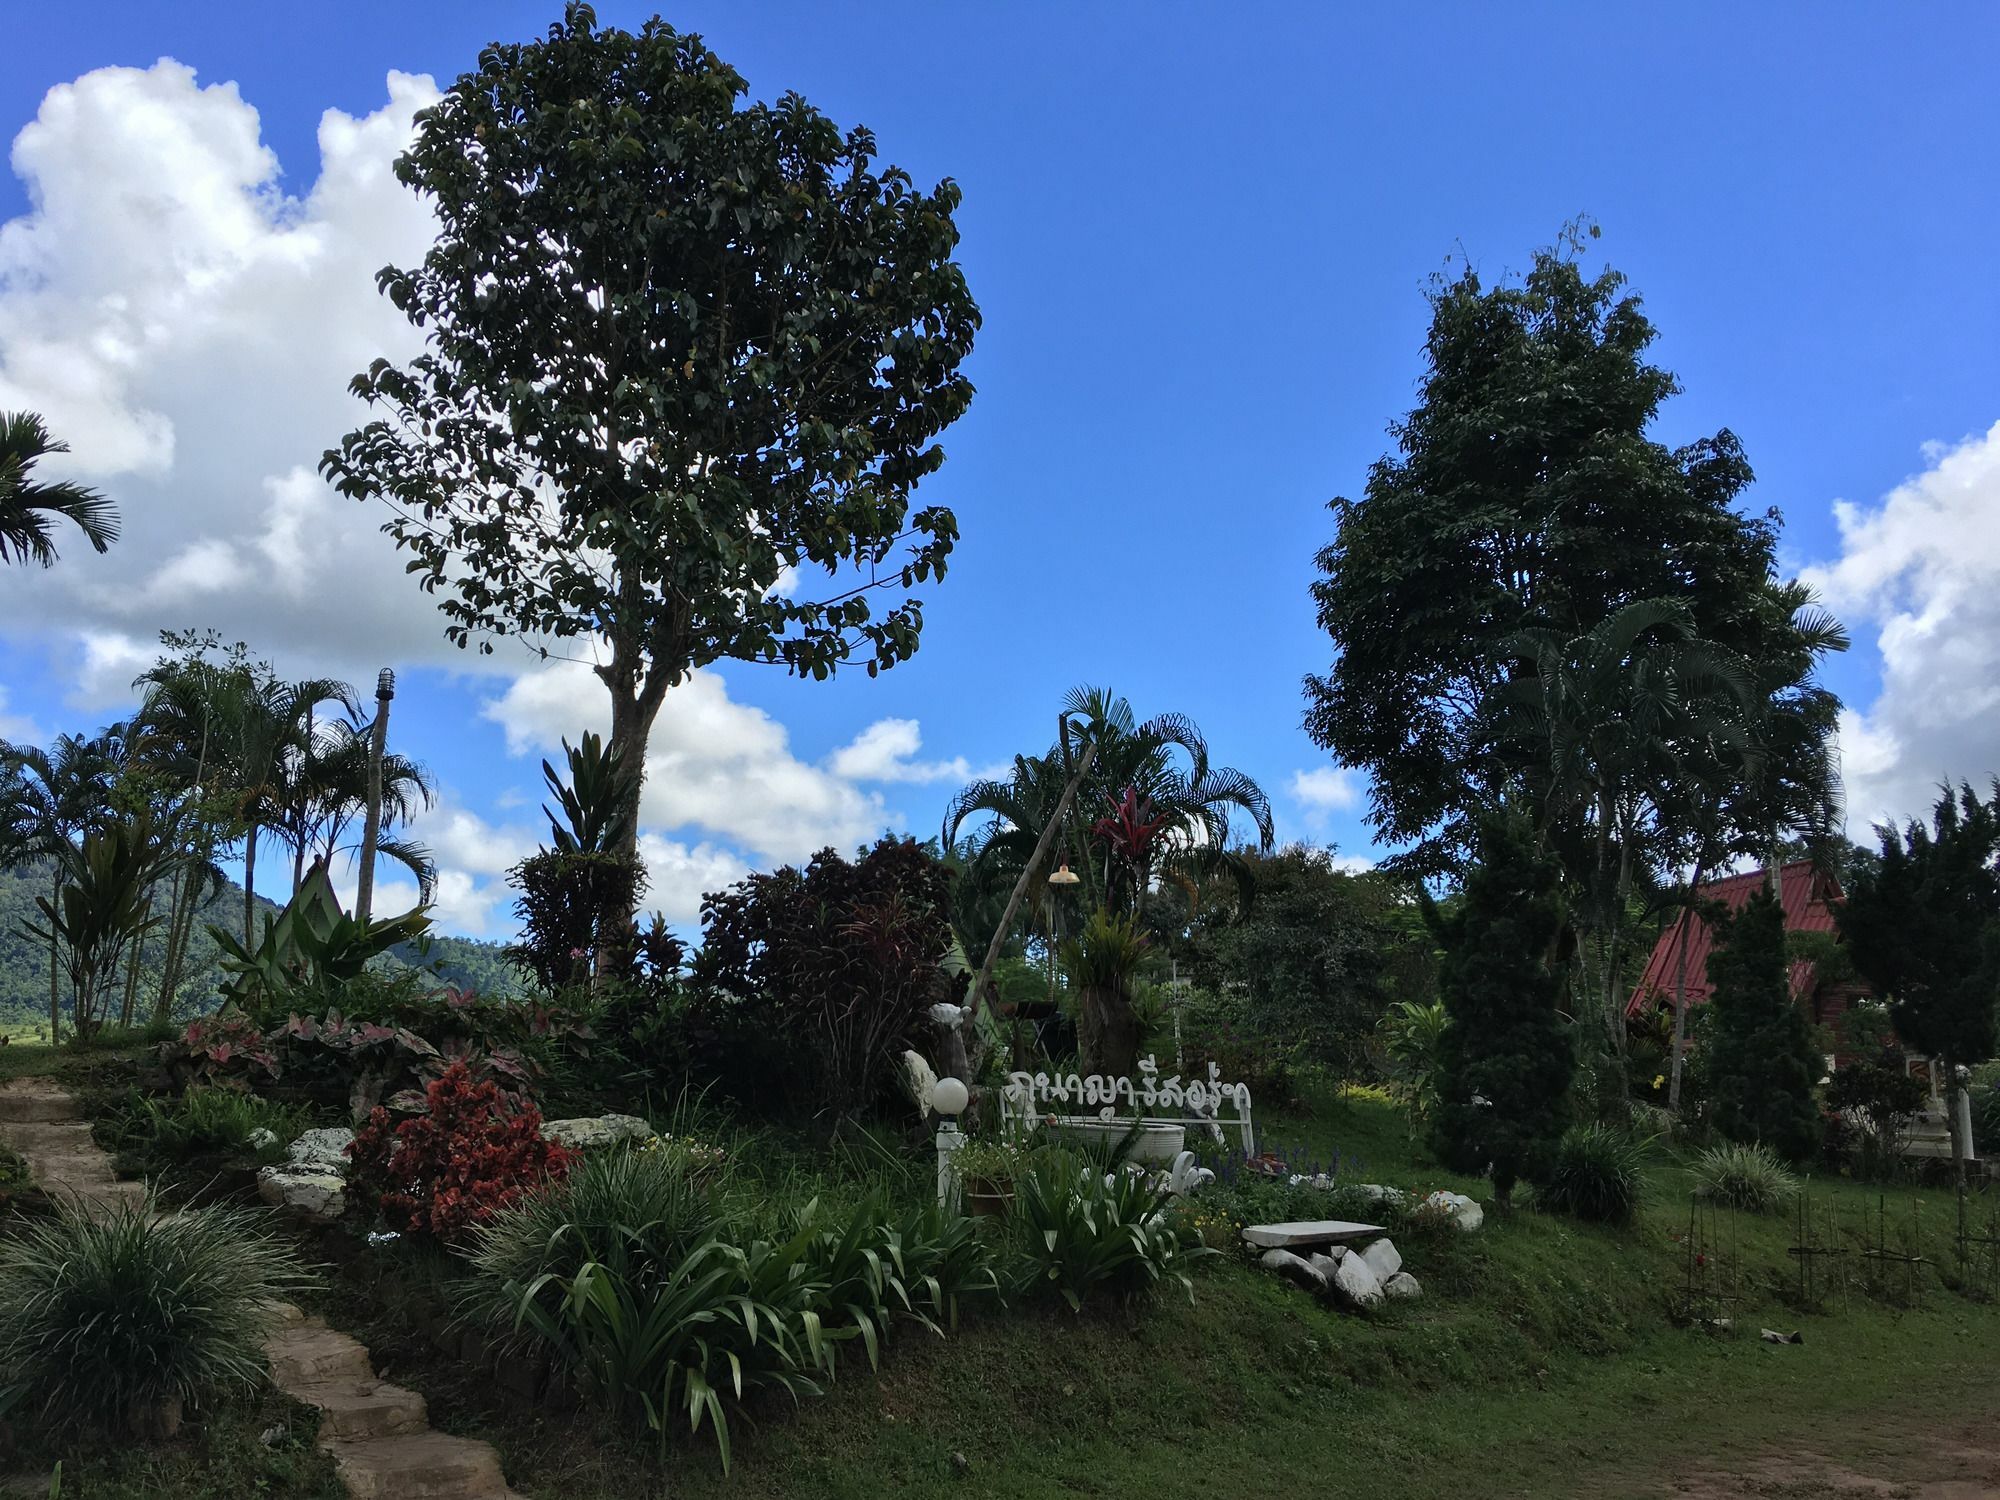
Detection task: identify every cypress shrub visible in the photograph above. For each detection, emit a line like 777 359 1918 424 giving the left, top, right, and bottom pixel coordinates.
1705 886 1821 1163
1428 807 1575 1206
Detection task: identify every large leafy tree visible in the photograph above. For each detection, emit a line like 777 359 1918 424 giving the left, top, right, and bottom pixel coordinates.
1428 807 1573 1207
1304 231 1796 877
1838 782 2000 1184
1705 884 1821 1163
0 411 118 569
323 6 979 897
1181 844 1421 1079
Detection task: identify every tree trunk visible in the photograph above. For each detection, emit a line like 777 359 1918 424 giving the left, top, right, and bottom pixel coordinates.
243 825 258 946
965 737 1099 1066
600 640 671 931
47 865 61 1045
121 927 145 1028
154 866 199 1025
1667 855 1706 1112
1077 981 1141 1080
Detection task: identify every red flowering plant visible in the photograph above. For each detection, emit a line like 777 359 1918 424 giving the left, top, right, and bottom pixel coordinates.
346 1061 574 1239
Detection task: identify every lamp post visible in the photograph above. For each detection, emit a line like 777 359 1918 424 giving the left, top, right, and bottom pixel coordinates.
354 667 394 922
930 1076 970 1208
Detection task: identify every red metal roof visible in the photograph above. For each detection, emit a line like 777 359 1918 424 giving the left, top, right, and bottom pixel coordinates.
1626 859 1844 1018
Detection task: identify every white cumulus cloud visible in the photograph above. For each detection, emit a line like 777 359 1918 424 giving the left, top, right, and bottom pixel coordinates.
1290 766 1363 813
1802 421 2000 831
0 59 454 695
827 718 981 784
484 659 924 868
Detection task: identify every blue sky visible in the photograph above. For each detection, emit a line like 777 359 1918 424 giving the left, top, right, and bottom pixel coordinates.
3 3 1998 937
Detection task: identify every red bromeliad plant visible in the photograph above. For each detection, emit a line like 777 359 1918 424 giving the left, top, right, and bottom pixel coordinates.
347 1061 573 1238
1090 786 1174 913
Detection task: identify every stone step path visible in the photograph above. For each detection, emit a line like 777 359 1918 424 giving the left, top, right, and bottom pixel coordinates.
0 1076 524 1500
0 1077 147 1212
264 1304 526 1500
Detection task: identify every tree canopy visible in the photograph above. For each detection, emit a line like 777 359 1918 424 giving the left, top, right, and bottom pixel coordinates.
1839 782 2000 1099
323 4 979 881
1304 232 1806 876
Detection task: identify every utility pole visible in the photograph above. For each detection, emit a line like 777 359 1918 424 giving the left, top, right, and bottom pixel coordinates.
354 667 394 922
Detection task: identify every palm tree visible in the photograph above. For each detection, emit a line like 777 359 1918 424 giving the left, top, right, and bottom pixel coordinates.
270 709 435 897
0 731 124 1040
225 676 356 944
132 646 257 1021
1655 582 1847 1109
1490 598 1752 1109
0 411 119 567
946 687 1275 919
944 686 1275 1075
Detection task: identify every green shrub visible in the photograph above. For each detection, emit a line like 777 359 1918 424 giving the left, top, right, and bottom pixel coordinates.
1005 1150 1210 1311
114 1087 310 1166
480 1232 817 1470
0 1196 305 1434
462 1140 726 1316
463 1155 994 1469
1535 1124 1654 1225
1969 1061 2000 1158
1687 1142 1799 1214
881 1197 999 1329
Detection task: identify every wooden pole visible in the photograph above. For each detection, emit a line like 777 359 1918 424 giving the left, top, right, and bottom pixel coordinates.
963 727 1098 1061
354 669 394 922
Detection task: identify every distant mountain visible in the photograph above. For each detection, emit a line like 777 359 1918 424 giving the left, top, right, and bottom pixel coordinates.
0 858 525 1028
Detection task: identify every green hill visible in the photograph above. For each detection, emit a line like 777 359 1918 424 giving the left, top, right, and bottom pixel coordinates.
0 859 525 1029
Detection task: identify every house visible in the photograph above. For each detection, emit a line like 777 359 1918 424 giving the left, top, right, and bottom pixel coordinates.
1625 858 1867 1030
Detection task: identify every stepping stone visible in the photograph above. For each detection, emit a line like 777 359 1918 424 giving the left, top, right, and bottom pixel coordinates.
324 1431 520 1500
267 1322 377 1387
298 1378 429 1441
1241 1219 1385 1250
0 1085 81 1123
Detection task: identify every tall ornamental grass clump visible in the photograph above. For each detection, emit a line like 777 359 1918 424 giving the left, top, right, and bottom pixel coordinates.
1688 1142 1799 1214
1536 1124 1654 1225
1006 1148 1210 1311
0 1197 304 1434
461 1141 996 1470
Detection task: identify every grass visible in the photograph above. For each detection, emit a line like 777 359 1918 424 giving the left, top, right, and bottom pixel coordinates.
0 1387 345 1498
287 1087 2000 1500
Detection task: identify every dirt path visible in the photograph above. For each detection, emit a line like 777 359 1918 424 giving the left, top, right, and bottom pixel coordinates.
1662 1408 2000 1499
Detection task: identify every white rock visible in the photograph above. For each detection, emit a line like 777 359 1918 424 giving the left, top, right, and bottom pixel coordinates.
256 1165 346 1220
1258 1248 1327 1292
1329 1249 1385 1310
247 1127 278 1150
1384 1271 1422 1300
287 1127 355 1170
1307 1249 1348 1280
1353 1183 1409 1208
1359 1237 1403 1281
1422 1190 1485 1232
541 1114 657 1151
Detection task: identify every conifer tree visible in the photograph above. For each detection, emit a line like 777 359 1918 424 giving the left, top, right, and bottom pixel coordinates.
1430 807 1574 1206
1705 886 1821 1162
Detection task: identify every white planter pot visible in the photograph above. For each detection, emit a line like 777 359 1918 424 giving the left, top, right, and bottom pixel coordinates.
1048 1119 1187 1167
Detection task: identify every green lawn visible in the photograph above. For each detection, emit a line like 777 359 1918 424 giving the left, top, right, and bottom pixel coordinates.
7 1060 1996 1500
310 1089 2000 1500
